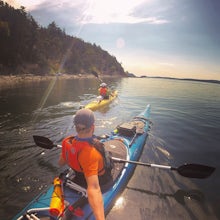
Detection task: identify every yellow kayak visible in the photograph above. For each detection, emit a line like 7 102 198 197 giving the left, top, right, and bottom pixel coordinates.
85 91 118 111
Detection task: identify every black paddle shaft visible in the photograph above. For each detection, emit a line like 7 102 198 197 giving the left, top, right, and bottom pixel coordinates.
33 135 215 179
112 157 215 179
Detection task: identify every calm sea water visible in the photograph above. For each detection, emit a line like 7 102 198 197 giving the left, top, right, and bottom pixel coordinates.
0 77 219 220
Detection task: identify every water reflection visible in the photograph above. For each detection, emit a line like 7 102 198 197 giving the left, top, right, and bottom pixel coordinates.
114 197 125 209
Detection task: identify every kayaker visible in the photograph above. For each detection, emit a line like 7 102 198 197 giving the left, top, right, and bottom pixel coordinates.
58 108 112 220
98 83 110 102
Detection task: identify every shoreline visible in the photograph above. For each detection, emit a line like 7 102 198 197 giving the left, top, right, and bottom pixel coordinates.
0 74 122 89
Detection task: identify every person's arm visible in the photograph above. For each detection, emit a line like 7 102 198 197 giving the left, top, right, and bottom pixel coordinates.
86 175 105 220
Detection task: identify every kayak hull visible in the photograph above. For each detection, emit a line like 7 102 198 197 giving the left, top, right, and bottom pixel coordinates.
84 91 118 111
14 104 151 220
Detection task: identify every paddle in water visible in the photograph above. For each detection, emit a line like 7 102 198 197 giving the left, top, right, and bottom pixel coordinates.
33 135 215 179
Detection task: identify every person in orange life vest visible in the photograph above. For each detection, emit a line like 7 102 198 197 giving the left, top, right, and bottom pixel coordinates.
59 109 110 220
98 83 110 101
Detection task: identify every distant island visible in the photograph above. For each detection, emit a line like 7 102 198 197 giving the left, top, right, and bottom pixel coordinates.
129 75 220 85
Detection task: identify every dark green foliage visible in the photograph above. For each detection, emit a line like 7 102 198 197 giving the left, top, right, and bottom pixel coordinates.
0 1 126 76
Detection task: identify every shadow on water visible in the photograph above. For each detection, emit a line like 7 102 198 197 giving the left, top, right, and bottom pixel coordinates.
126 186 205 206
132 128 220 220
126 186 216 220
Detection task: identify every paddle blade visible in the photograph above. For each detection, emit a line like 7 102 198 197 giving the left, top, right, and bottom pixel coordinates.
177 163 215 179
91 70 98 78
33 135 55 149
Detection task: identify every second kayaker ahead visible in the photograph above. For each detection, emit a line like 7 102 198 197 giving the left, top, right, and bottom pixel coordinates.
98 83 111 102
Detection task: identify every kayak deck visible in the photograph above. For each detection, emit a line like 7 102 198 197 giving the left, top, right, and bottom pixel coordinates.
84 91 118 111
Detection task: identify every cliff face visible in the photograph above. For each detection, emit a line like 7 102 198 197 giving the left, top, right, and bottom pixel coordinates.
0 2 127 77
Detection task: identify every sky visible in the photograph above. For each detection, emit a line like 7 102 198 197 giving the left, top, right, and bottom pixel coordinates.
6 0 220 80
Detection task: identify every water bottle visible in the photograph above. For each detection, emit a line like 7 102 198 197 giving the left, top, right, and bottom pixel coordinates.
50 177 64 217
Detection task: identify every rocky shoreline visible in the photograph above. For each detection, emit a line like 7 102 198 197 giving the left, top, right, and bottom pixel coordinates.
0 74 120 89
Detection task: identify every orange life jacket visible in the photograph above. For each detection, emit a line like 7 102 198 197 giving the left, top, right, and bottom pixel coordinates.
99 87 107 96
61 136 106 175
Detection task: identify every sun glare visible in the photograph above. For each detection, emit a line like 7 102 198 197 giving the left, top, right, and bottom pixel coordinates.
116 38 125 49
114 196 125 209
7 0 38 9
82 0 148 24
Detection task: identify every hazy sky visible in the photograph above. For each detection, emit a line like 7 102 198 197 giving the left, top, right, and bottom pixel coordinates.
6 0 220 80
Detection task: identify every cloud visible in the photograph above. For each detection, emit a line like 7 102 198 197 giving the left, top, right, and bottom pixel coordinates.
7 0 40 9
5 0 19 8
77 0 170 24
10 0 170 25
158 62 174 67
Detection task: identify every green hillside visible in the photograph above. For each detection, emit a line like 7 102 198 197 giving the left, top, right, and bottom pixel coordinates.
0 1 127 77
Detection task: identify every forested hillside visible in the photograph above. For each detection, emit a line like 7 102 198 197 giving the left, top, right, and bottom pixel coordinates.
0 1 126 77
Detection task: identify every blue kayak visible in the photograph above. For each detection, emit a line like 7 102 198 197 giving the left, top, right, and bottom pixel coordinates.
14 104 151 220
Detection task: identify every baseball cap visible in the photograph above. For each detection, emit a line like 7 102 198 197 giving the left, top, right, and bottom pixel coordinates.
74 108 95 129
